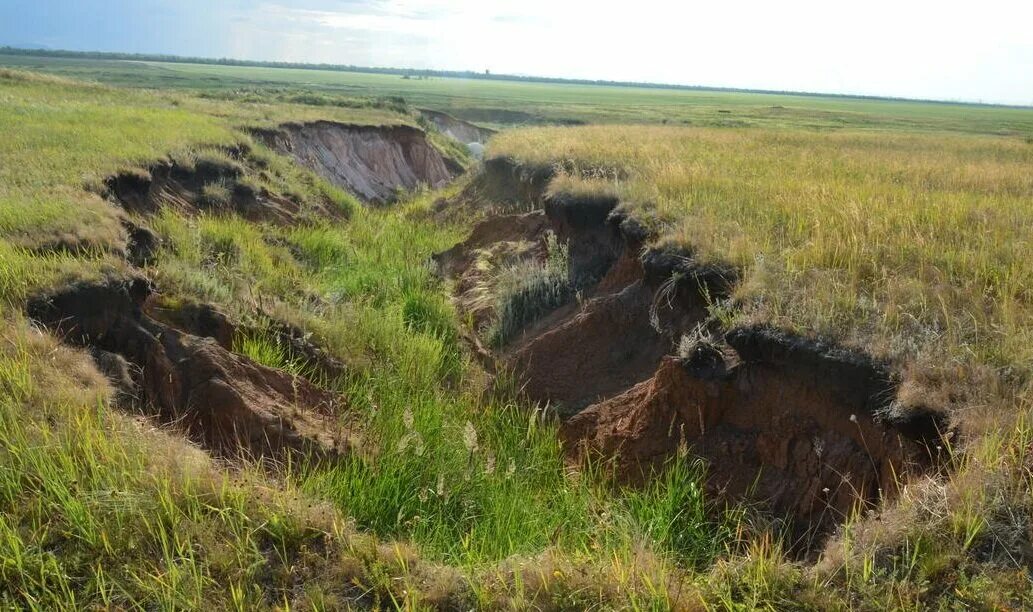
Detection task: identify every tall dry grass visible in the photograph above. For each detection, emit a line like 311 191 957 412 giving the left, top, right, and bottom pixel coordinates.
492 125 1033 381
492 124 1033 608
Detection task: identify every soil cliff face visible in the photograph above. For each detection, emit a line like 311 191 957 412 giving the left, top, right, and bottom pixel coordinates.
418 109 496 145
563 332 939 539
439 157 945 545
256 121 458 204
28 278 348 460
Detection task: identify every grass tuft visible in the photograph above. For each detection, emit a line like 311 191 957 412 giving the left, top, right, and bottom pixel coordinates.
489 231 573 346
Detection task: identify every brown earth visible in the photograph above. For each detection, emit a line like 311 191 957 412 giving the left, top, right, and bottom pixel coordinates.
418 109 496 145
27 278 349 461
563 330 943 542
508 280 685 415
467 157 557 209
255 121 458 204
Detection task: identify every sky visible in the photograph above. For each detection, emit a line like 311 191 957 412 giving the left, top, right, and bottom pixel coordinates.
2 0 1032 105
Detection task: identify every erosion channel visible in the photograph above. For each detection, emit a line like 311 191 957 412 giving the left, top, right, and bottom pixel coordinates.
436 156 947 549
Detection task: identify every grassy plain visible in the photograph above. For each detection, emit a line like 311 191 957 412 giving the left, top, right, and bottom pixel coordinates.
3 53 1033 135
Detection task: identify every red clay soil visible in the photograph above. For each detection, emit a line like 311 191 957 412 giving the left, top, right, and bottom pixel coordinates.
254 122 458 205
501 223 722 415
507 280 684 415
563 329 941 539
28 278 348 461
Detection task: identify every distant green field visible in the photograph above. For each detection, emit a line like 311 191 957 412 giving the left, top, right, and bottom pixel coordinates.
3 53 1033 135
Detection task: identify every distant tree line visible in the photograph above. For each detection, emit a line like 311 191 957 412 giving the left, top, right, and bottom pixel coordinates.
0 46 1019 108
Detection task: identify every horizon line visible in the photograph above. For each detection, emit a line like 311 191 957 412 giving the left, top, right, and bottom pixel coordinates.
3 45 1031 111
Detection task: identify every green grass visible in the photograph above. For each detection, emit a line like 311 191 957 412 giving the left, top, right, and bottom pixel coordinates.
488 231 574 346
0 69 743 608
622 453 742 570
150 186 741 595
4 59 1033 609
3 54 1033 135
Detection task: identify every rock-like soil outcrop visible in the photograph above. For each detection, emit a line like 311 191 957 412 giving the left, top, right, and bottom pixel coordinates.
418 109 496 145
28 278 348 460
439 157 945 545
255 121 458 204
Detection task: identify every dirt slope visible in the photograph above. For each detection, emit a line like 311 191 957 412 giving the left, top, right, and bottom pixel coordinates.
256 121 458 204
418 109 496 145
28 278 348 460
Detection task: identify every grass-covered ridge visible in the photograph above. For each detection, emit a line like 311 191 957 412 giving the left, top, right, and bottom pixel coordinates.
491 125 1033 376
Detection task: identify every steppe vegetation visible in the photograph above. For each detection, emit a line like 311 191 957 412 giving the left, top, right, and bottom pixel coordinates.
1 52 1033 610
491 126 1033 372
487 123 1033 607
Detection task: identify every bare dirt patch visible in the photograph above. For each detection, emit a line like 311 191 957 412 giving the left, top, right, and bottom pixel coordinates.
28 278 349 461
255 121 459 204
564 328 944 542
418 109 496 145
103 152 331 225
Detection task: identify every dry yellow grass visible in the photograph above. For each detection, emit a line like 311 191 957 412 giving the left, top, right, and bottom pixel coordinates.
491 124 1033 608
492 125 1033 380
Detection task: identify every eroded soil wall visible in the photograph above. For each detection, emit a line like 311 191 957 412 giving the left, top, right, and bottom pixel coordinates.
418 109 496 145
440 158 944 543
256 121 457 204
28 278 348 460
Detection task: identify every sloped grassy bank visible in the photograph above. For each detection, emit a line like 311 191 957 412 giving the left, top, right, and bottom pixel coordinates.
0 69 750 610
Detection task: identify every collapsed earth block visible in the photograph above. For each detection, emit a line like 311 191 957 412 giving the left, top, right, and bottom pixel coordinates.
28 278 348 461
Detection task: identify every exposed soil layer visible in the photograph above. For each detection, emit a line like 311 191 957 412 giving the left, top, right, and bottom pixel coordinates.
418 109 496 145
255 121 458 204
434 211 551 331
28 279 348 461
563 332 941 540
441 157 945 542
104 153 336 225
